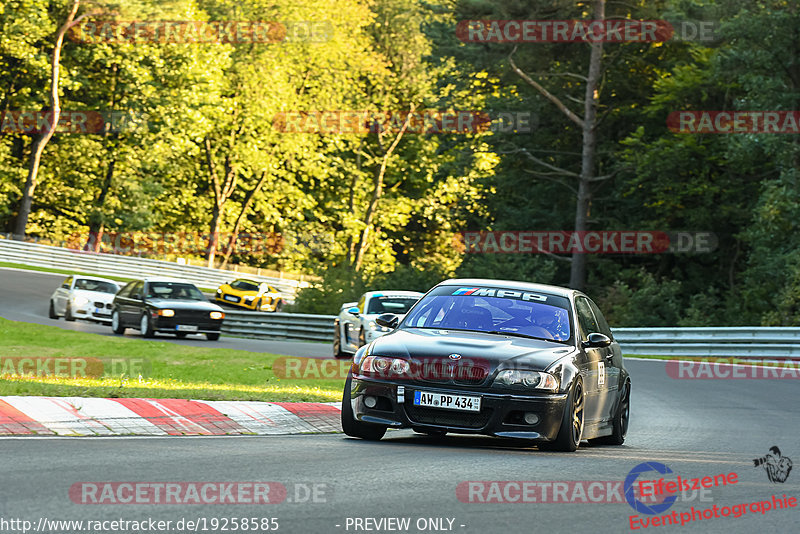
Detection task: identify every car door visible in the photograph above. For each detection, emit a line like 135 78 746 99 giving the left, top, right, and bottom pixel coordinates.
574 296 612 425
121 281 145 324
55 276 72 314
586 297 622 419
344 295 366 351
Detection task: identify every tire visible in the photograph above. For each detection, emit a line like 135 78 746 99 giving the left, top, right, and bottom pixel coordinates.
111 311 126 335
341 376 387 441
589 381 630 446
333 322 348 359
65 302 76 322
49 300 58 319
139 313 155 338
540 377 584 452
206 332 220 341
274 299 283 312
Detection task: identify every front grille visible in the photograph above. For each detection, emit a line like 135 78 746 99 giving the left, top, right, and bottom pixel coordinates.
412 360 489 385
173 310 211 321
93 302 113 309
405 404 492 429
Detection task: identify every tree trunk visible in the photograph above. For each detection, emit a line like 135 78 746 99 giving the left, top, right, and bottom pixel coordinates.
569 0 605 291
352 108 415 271
220 171 268 269
14 0 84 240
203 136 237 268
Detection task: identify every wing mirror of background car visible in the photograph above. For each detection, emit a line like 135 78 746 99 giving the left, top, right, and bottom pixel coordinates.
582 332 612 349
131 293 141 300
347 306 360 316
375 313 399 329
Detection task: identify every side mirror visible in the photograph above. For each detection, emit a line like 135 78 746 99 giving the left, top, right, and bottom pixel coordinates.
583 332 612 349
375 313 399 329
347 306 360 316
131 293 141 300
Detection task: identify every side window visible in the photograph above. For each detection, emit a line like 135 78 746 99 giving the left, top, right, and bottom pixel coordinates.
358 295 366 314
587 299 613 338
130 281 144 299
61 276 72 289
575 297 599 339
117 282 134 298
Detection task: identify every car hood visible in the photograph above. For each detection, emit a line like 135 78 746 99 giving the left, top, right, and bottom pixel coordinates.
368 327 575 371
145 299 223 311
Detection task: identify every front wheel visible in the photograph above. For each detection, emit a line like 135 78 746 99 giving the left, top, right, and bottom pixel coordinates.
589 381 630 446
358 327 366 347
206 332 220 341
49 300 58 319
540 378 584 452
65 302 75 321
111 311 126 335
341 377 387 440
140 313 155 338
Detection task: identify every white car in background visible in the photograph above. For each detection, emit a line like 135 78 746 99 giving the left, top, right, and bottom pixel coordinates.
49 275 120 324
333 290 423 358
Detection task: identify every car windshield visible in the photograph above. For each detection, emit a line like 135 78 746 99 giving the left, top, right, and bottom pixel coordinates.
230 280 260 292
402 286 572 342
367 296 420 314
146 282 205 300
73 279 119 294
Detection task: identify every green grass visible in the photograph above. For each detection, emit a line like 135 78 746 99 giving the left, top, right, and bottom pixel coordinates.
0 317 345 402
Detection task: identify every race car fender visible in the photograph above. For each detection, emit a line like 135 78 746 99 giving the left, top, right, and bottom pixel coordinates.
547 357 581 395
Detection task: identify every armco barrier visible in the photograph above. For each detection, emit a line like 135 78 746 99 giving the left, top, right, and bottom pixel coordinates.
220 312 800 359
0 238 306 300
221 311 336 342
613 327 800 358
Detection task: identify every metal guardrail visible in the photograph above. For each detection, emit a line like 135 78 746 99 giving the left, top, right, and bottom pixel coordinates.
219 316 800 359
221 311 336 342
613 327 800 358
0 238 306 300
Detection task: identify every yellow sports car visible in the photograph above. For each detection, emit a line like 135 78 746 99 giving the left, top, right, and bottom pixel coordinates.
215 278 284 312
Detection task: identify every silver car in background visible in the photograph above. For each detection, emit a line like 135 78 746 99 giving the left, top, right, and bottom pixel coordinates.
333 290 423 358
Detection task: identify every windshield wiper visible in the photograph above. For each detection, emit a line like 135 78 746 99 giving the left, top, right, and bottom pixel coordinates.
485 330 562 343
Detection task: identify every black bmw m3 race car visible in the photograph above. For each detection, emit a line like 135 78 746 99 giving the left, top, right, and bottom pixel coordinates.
341 278 631 451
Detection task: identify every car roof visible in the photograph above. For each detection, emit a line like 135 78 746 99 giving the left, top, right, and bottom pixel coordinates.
436 278 576 298
71 275 120 285
230 278 262 284
365 290 424 297
141 277 197 285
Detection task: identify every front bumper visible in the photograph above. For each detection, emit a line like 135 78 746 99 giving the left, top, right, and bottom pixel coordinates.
350 377 568 440
72 303 113 323
215 295 260 310
152 316 223 334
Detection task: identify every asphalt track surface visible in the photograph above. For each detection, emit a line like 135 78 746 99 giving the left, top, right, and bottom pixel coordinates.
1 268 799 533
0 267 330 358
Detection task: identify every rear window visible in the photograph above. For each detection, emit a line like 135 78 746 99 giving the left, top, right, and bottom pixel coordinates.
402 285 572 342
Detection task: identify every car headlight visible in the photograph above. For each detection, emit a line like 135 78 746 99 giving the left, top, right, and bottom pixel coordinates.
157 309 175 317
367 321 391 332
493 370 559 391
360 356 409 377
72 295 89 307
210 311 224 320
216 289 222 294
